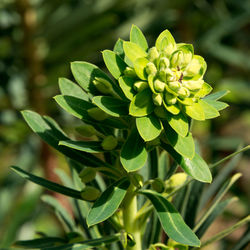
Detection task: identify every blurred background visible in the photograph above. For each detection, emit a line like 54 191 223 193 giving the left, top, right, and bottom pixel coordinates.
0 0 249 249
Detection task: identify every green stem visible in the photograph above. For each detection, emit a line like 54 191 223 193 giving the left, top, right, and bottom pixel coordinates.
123 184 141 250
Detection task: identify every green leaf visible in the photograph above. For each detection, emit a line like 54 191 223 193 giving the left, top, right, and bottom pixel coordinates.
129 88 154 117
59 140 104 153
134 57 149 80
22 110 106 167
203 99 229 111
113 38 125 58
11 166 83 200
136 114 162 141
14 237 66 248
130 24 148 51
195 82 213 98
139 190 200 247
87 178 130 226
199 100 220 119
92 96 128 117
184 101 205 121
41 195 76 232
166 112 189 137
163 101 181 115
161 143 212 183
118 76 136 101
58 78 88 100
155 29 176 52
102 50 127 79
120 128 148 172
123 41 147 65
204 90 230 101
163 122 195 159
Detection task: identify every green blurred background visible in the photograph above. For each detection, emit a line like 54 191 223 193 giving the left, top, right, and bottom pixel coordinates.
0 0 249 249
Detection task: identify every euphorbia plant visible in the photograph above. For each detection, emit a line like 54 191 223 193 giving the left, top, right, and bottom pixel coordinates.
12 25 250 250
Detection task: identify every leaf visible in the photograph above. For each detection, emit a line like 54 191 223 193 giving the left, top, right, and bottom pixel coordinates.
113 38 125 58
58 78 88 100
102 50 127 79
163 122 195 159
120 128 148 172
14 237 66 249
130 24 148 51
87 178 130 226
92 96 128 117
134 57 149 80
123 41 147 65
118 76 136 101
11 166 83 200
199 99 220 119
155 29 176 51
184 101 205 121
166 112 189 137
139 190 200 247
163 101 181 115
22 110 106 167
161 143 212 183
203 99 229 111
41 195 77 232
195 82 213 98
59 140 104 153
136 114 162 141
204 90 230 101
129 88 154 117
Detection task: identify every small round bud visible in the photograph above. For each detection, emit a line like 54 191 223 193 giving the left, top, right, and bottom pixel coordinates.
152 93 163 106
146 62 157 76
159 57 170 70
80 186 100 201
130 173 144 188
165 173 187 191
88 107 109 121
154 79 165 93
124 67 137 77
148 47 159 62
164 92 177 105
134 81 148 92
177 87 190 99
79 167 96 183
101 135 118 150
151 178 165 193
75 124 96 137
168 81 181 91
93 77 113 94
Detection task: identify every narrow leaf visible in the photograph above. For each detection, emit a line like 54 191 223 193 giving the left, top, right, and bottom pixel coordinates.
14 237 66 248
203 99 229 111
130 24 148 51
11 166 83 199
120 128 148 172
87 178 130 226
204 90 230 101
139 190 200 247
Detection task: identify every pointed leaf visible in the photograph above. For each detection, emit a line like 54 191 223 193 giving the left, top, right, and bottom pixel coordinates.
155 29 176 52
11 166 83 199
14 237 66 248
113 38 125 58
166 112 189 137
136 114 162 141
199 99 220 119
134 57 149 80
203 99 229 111
184 101 205 121
102 50 127 79
161 142 212 183
87 178 130 226
129 88 154 117
130 24 148 51
92 96 128 117
204 90 230 101
139 190 200 247
120 128 148 172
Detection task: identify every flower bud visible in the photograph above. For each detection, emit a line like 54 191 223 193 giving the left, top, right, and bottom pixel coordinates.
93 77 113 94
159 57 170 70
154 79 165 92
182 51 193 67
177 87 190 99
152 93 163 106
134 81 148 92
88 107 109 121
165 173 187 192
124 66 137 77
148 47 159 62
79 167 96 183
183 80 204 91
146 62 157 76
151 178 165 193
184 57 201 77
80 186 100 201
101 135 118 150
168 81 181 91
170 50 184 68
164 92 177 105
75 124 96 137
130 173 144 188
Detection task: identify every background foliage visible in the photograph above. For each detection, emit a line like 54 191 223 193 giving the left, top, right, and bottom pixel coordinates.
0 0 249 249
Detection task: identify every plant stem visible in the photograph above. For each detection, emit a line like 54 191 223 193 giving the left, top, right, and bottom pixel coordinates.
123 184 141 250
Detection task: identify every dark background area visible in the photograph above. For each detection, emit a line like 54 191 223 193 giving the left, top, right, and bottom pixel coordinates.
0 0 249 249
